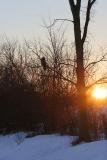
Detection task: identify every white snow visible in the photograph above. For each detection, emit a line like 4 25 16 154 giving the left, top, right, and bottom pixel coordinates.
0 133 106 160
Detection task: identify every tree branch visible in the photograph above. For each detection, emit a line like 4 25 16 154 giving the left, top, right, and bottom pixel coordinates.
90 0 96 6
68 0 76 14
82 0 96 44
76 0 81 11
85 53 107 70
69 0 75 7
87 77 107 89
48 66 76 86
45 18 74 28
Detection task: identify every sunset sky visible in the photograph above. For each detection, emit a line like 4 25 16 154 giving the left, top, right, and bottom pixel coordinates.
0 0 106 48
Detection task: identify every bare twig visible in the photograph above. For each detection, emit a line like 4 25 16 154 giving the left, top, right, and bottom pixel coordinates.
85 53 107 70
45 18 74 28
87 77 107 89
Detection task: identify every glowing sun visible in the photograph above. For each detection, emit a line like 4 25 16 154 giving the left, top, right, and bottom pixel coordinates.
92 86 107 100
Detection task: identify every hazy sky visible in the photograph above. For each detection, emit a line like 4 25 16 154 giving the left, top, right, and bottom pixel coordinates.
0 0 106 48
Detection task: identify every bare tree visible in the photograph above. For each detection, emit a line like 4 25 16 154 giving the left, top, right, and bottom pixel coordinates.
67 0 97 142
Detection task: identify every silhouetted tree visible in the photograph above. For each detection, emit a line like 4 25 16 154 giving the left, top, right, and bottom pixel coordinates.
68 0 97 142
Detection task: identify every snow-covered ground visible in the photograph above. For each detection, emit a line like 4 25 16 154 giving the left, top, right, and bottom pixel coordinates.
0 133 106 160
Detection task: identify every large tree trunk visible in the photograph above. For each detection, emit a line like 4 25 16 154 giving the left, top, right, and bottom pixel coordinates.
69 0 91 142
74 21 90 142
76 25 90 141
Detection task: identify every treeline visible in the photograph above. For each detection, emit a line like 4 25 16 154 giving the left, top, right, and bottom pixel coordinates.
0 35 78 134
0 35 107 141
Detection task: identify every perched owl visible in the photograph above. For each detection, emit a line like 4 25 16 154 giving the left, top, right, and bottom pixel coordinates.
41 57 47 70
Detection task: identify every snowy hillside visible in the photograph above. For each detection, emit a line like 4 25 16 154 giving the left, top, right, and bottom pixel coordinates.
0 133 106 160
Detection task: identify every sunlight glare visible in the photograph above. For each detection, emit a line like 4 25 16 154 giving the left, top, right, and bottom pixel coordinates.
92 86 107 100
